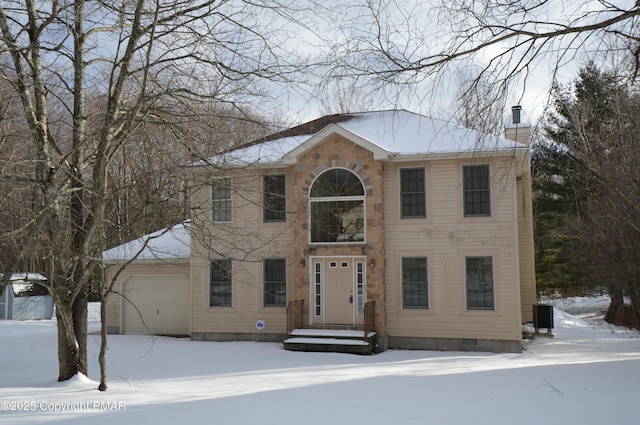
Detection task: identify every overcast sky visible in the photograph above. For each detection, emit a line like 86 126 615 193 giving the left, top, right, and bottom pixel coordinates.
274 0 637 129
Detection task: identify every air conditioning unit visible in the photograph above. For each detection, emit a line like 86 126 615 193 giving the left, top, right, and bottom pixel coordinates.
533 304 554 335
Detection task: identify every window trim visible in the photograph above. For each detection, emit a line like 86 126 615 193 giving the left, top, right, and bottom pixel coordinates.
210 259 232 307
399 167 427 219
211 177 232 223
401 256 429 309
263 174 286 223
308 168 366 244
465 256 495 311
263 258 287 307
462 164 491 217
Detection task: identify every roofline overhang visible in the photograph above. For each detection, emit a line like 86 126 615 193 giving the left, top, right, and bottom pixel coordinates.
103 257 191 265
187 146 527 171
385 146 527 162
185 161 291 172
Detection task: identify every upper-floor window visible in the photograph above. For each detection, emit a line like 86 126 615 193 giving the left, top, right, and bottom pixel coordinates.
465 256 494 310
400 168 426 218
212 177 232 222
463 164 491 217
263 174 286 222
310 168 365 243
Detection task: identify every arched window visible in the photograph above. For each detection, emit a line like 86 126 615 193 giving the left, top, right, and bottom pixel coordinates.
310 169 365 243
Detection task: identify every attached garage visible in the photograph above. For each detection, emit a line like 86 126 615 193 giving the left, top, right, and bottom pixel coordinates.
122 274 190 336
103 221 191 336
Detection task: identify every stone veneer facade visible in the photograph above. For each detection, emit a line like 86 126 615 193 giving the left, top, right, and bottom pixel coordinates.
289 133 387 342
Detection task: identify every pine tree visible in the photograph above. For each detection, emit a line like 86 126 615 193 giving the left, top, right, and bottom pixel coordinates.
538 63 640 326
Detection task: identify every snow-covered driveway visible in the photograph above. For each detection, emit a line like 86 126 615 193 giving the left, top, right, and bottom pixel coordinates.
1 303 638 424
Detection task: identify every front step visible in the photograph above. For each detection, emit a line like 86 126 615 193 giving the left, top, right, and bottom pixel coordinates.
283 329 378 355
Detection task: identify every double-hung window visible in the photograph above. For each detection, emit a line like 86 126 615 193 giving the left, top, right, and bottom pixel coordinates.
263 258 286 307
465 256 494 310
263 174 286 222
212 178 232 222
210 259 232 307
402 257 429 309
400 168 426 218
463 164 491 216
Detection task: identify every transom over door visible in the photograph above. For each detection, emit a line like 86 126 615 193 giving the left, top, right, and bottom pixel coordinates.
311 257 366 326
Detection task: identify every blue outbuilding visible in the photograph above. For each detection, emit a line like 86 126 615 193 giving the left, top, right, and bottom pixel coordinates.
0 273 53 320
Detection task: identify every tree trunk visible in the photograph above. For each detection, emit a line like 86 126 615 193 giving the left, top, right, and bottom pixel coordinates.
604 283 624 324
73 289 88 375
55 288 88 381
56 303 80 381
627 279 640 328
70 0 88 379
98 287 108 391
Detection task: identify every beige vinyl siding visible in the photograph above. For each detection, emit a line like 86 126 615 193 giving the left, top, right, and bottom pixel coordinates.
384 156 523 342
104 261 190 333
190 255 293 334
190 168 294 336
516 152 537 323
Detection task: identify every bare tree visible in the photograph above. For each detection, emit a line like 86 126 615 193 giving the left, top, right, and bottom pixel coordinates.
104 105 272 248
328 1 640 106
317 76 384 114
542 63 640 324
442 68 509 135
0 0 313 386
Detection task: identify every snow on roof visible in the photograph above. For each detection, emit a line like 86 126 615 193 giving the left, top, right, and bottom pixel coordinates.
203 110 524 167
0 273 48 296
1 273 47 282
9 282 50 296
102 221 190 262
220 134 308 166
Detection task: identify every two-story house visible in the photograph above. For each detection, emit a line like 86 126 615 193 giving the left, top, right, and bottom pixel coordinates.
105 108 536 353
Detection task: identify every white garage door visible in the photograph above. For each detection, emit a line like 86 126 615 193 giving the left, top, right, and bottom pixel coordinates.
122 275 190 335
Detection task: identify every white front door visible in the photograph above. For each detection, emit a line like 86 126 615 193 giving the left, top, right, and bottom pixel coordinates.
311 257 366 326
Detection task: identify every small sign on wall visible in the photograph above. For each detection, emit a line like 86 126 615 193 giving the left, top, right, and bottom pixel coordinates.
255 320 265 330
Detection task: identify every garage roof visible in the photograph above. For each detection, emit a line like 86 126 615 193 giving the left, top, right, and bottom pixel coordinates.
103 221 190 261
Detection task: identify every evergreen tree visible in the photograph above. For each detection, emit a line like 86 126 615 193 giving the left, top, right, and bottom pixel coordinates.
532 139 599 295
538 63 640 326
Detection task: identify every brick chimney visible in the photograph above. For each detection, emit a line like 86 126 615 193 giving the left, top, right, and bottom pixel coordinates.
504 105 531 146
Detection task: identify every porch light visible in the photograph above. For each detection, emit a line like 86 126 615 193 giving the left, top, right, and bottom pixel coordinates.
299 258 306 268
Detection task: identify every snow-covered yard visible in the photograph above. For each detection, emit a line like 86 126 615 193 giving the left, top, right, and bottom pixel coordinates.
1 298 639 425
